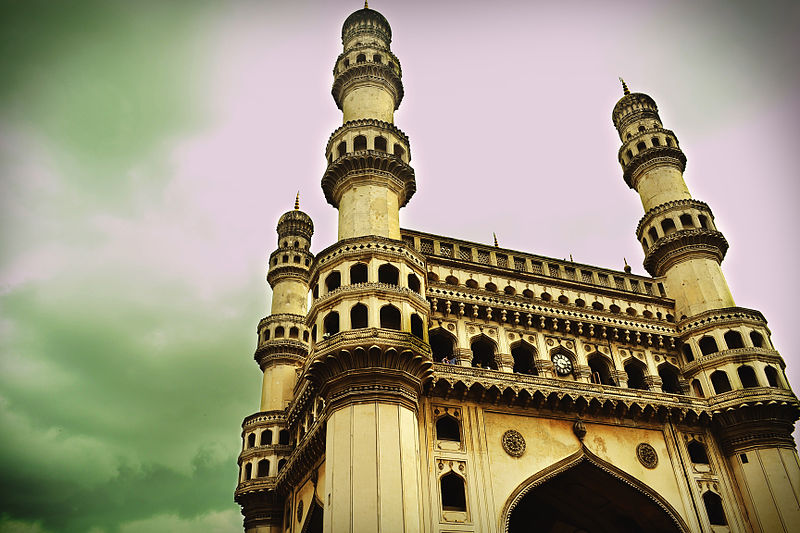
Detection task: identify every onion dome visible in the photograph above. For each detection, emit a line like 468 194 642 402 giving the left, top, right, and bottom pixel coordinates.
277 193 313 241
342 5 392 44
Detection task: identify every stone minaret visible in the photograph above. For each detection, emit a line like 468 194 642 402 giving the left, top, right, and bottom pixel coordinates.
613 82 800 532
235 198 314 532
309 4 430 532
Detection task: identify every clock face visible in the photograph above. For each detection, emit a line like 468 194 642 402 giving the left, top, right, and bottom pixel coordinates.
552 353 573 376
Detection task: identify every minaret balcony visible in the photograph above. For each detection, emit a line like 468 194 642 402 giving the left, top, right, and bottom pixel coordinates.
642 228 728 276
681 346 784 376
622 145 687 190
334 45 401 78
618 127 679 166
332 62 404 110
321 149 416 208
326 118 410 164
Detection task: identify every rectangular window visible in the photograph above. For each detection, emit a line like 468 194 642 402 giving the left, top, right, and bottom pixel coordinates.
477 250 490 264
614 276 625 290
630 280 641 293
514 257 527 271
581 270 594 284
496 254 508 268
598 273 610 287
531 261 543 275
564 267 576 280
402 235 415 248
548 264 561 278
644 282 654 296
440 243 453 257
459 247 472 261
420 239 434 254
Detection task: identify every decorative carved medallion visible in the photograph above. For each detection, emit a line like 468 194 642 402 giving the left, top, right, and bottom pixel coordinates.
297 499 303 522
636 443 658 469
502 430 526 457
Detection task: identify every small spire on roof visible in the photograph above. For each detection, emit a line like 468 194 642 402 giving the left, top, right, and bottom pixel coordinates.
493 232 499 247
365 1 369 8
570 254 574 262
624 257 632 273
294 191 300 210
619 77 630 96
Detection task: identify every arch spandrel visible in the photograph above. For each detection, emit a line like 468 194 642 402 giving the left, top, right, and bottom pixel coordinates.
501 446 690 533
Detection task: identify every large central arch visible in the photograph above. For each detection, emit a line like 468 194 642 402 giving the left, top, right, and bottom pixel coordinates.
503 448 689 533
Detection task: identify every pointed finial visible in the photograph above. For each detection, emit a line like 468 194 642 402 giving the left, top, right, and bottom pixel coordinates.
294 191 300 210
624 257 632 273
364 0 369 8
493 232 499 247
570 253 574 262
619 77 630 96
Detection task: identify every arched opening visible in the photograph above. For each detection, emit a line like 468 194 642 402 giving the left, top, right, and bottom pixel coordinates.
325 271 341 292
471 337 497 369
393 144 405 158
507 457 686 533
410 314 424 339
691 379 704 397
380 305 401 330
445 275 458 285
374 136 387 152
511 342 537 375
263 329 271 342
257 459 270 477
244 463 252 480
750 330 765 348
353 135 367 150
679 214 694 228
648 227 659 243
278 430 290 445
724 330 744 349
710 370 732 394
505 285 516 296
373 53 382 63
323 312 339 336
247 433 256 448
261 430 272 446
466 279 479 289
378 263 399 285
274 326 285 338
661 218 677 236
625 361 648 390
636 141 647 152
408 273 421 293
737 365 759 388
681 344 695 362
765 366 780 387
687 440 709 464
350 263 367 284
436 416 460 442
698 336 718 356
659 364 682 394
702 491 727 526
638 125 646 133
588 355 615 385
485 282 497 292
523 289 534 299
277 459 287 472
440 472 467 512
350 304 368 329
651 137 661 146
337 141 347 158
430 329 455 363
427 271 439 283
356 53 366 63
289 327 299 339
311 324 317 343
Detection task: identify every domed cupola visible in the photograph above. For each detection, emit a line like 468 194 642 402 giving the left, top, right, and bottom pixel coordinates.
342 3 392 46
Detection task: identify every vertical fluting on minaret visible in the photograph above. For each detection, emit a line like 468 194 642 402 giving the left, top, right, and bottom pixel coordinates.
322 6 416 240
614 84 800 532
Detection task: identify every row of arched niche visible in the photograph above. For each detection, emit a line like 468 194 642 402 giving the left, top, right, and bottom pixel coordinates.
640 212 715 250
429 329 785 398
314 262 421 298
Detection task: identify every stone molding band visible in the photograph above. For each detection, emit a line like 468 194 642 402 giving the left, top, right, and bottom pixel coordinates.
332 63 404 110
321 150 416 207
643 229 728 276
623 146 687 189
636 198 714 238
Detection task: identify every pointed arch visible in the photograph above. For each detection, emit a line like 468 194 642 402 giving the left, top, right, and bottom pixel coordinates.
502 447 689 533
510 340 537 375
470 334 498 369
430 327 456 363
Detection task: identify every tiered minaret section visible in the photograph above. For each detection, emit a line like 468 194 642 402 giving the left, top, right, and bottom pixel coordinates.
308 5 431 532
322 5 415 240
613 83 800 532
235 199 314 532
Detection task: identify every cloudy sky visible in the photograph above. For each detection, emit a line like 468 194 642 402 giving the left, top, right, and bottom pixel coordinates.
1 1 798 531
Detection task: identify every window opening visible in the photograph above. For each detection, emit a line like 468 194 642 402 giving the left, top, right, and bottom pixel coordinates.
765 366 780 387
350 263 368 284
325 271 341 292
350 304 368 329
737 365 759 388
261 430 273 446
703 492 727 526
688 441 709 464
410 314 424 338
724 330 744 349
408 273 421 293
374 136 387 152
323 312 340 335
750 331 765 348
512 343 537 375
257 459 270 477
436 416 460 441
659 364 681 394
430 329 456 364
379 305 401 330
440 472 467 512
378 263 399 285
625 362 648 390
471 337 497 369
699 336 718 356
588 356 614 385
278 430 290 445
710 370 732 394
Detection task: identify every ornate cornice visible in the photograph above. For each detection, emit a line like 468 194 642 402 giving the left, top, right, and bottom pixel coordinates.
310 235 426 282
681 347 784 376
332 63 403 110
267 263 312 287
238 444 294 464
618 127 678 161
326 119 409 154
636 199 713 238
242 410 286 429
321 150 415 208
623 146 687 190
642 228 728 276
710 393 800 453
428 363 709 425
309 281 428 321
676 307 767 335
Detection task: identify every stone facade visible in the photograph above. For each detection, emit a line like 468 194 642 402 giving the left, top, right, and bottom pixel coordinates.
233 6 800 533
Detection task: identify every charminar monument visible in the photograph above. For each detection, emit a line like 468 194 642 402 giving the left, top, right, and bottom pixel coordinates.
233 4 800 532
